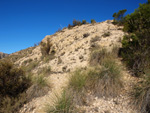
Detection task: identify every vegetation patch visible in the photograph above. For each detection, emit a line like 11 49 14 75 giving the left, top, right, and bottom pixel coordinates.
91 36 101 43
40 39 53 56
24 61 39 73
132 75 150 113
87 59 123 97
45 90 76 113
119 1 150 77
91 19 96 24
37 66 51 76
102 32 111 37
0 60 31 113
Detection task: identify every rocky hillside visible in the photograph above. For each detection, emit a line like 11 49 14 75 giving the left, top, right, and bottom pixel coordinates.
0 52 8 59
5 20 139 113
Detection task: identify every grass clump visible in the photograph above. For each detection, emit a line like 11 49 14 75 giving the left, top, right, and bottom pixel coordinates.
90 36 100 43
24 61 39 73
45 90 75 113
38 66 51 76
88 47 123 97
89 48 110 66
32 74 49 87
26 73 51 101
68 69 86 92
87 59 123 97
132 75 150 113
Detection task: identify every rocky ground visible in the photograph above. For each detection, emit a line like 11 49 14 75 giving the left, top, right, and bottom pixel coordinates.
17 20 139 113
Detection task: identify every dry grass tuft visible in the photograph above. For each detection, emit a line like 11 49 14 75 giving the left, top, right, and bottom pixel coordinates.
132 75 150 113
45 90 76 113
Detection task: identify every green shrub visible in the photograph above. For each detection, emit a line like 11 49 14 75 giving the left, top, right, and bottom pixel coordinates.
73 19 81 27
45 90 75 113
0 60 30 97
132 75 150 113
112 9 127 25
120 1 150 76
82 20 87 24
0 60 31 112
91 19 96 24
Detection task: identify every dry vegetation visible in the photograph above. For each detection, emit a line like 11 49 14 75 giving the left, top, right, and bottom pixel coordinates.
47 46 124 111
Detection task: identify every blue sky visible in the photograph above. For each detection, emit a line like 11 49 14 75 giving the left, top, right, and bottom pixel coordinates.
0 0 147 54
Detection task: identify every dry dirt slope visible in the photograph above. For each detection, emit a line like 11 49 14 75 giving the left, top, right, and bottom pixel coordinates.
13 20 139 113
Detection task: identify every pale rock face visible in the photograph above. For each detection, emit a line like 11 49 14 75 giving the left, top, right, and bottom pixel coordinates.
19 20 138 113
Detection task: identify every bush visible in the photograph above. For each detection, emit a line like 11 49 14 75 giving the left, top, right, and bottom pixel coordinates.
0 60 31 112
120 1 150 76
82 20 87 24
40 39 52 56
73 19 81 27
0 60 30 97
91 19 96 24
132 75 150 113
0 93 27 113
112 9 127 25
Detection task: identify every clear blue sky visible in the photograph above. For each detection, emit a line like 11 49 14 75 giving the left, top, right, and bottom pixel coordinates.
0 0 147 54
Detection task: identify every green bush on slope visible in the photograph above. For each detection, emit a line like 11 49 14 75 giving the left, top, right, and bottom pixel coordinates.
0 60 31 113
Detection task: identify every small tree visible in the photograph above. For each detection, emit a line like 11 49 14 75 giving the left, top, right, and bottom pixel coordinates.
113 9 127 25
91 19 96 24
73 19 81 26
82 20 87 24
